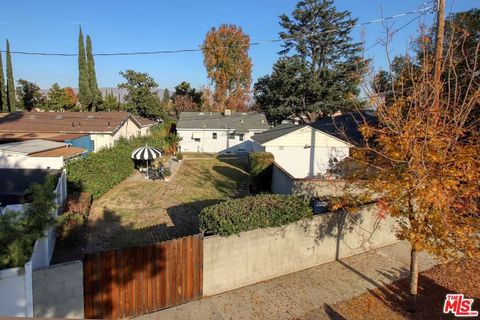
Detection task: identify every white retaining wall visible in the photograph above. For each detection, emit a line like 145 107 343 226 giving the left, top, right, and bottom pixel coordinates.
203 204 398 296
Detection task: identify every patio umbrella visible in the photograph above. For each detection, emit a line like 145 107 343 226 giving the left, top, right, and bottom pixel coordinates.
131 145 162 178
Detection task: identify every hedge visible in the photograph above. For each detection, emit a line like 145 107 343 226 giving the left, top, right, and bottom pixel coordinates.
249 152 274 193
66 122 175 199
199 194 312 236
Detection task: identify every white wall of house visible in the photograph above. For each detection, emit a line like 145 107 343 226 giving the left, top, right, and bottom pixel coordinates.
255 126 350 178
90 118 142 152
0 155 64 169
178 129 261 153
0 266 31 317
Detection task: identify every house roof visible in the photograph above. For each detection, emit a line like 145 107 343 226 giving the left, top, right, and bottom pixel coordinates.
0 168 59 196
0 132 89 142
0 139 67 156
132 115 156 128
0 111 134 135
251 123 306 144
310 111 378 145
177 112 269 132
30 146 87 158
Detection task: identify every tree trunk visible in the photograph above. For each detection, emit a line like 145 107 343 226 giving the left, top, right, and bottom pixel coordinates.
408 247 419 313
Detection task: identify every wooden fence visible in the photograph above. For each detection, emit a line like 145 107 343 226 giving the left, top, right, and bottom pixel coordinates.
83 234 203 319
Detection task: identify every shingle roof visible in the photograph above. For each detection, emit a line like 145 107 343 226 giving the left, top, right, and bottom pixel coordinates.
132 115 156 127
0 132 89 142
0 139 67 155
310 111 378 145
177 112 269 132
0 111 134 134
251 123 306 144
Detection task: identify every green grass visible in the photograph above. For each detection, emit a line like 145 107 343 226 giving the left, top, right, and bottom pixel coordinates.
85 158 249 251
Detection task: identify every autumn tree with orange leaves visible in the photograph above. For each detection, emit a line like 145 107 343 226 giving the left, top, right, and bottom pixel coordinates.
202 24 252 111
346 24 480 312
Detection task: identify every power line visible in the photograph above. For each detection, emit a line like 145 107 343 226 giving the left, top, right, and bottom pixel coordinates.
0 3 434 57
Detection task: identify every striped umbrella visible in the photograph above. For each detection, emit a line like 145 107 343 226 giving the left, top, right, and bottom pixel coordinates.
131 145 162 178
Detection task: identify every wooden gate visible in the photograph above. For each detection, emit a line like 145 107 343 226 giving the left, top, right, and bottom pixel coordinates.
83 234 203 319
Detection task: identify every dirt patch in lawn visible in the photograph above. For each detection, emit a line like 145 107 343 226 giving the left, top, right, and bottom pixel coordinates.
53 158 249 262
326 258 480 319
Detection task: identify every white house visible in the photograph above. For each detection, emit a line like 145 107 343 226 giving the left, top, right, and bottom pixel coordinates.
252 124 351 179
252 111 377 179
177 110 269 153
0 139 87 169
0 111 155 152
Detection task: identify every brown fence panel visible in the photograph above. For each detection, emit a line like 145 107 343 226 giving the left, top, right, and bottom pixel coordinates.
83 234 203 319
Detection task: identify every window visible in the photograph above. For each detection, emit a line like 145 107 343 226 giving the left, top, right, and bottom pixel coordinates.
194 138 201 142
212 132 217 140
91 140 95 152
228 132 235 140
239 134 244 141
279 146 284 151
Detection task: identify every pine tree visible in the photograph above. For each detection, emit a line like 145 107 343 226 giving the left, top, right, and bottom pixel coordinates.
6 40 16 112
255 0 367 120
86 35 101 111
0 52 6 112
162 89 170 104
78 27 91 111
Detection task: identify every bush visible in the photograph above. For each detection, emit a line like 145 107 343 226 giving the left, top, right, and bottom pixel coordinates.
163 167 172 177
176 152 183 161
57 211 86 240
64 192 92 215
66 141 135 199
199 194 312 236
249 152 274 193
0 176 56 268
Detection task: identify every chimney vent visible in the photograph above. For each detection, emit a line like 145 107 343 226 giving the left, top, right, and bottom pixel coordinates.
224 109 232 116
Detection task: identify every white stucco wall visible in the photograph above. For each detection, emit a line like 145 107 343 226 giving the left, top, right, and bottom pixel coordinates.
178 129 263 153
262 126 350 178
0 267 29 317
0 155 64 169
90 118 142 152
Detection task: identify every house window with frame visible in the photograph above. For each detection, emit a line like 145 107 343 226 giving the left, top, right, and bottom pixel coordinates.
239 134 244 141
212 132 217 140
194 138 201 142
228 132 235 140
91 140 95 152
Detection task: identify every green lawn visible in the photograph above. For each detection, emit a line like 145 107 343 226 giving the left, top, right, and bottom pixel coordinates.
76 158 249 254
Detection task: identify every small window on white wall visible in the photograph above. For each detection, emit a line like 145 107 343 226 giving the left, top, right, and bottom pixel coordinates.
239 134 244 141
212 132 217 139
279 146 284 150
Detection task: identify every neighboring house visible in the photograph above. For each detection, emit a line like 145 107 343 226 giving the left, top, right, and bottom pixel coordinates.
177 110 269 153
266 111 378 196
0 111 149 152
0 139 87 169
132 115 157 137
0 132 94 153
252 124 351 179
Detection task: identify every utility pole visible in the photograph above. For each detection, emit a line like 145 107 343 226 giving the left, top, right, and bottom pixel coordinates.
433 0 445 116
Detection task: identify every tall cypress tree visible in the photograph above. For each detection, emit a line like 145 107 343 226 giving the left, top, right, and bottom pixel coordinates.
86 35 101 111
6 40 15 112
78 27 91 111
0 51 6 112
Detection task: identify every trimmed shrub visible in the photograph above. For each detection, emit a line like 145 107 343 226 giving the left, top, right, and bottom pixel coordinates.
163 167 172 177
199 194 312 236
176 152 184 161
66 141 135 199
249 152 274 193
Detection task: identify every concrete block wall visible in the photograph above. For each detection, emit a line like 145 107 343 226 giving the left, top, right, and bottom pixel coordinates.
203 204 398 296
33 261 84 319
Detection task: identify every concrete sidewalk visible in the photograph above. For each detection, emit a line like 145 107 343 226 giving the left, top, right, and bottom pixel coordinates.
137 241 436 320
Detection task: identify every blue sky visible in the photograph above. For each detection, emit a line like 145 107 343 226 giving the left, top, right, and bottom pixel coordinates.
0 0 477 90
